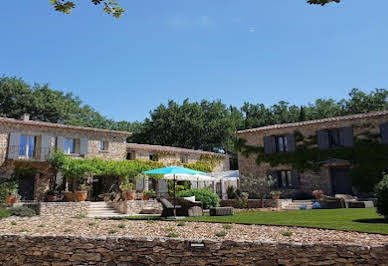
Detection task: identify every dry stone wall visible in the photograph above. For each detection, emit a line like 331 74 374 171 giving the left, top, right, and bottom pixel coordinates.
39 202 89 217
0 234 387 265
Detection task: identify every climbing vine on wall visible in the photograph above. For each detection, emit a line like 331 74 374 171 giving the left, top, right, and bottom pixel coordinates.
184 154 225 173
236 130 388 192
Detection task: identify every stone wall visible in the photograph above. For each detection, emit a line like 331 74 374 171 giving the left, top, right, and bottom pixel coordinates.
220 199 292 208
237 113 388 197
39 202 90 217
109 200 163 215
0 234 387 265
130 149 230 172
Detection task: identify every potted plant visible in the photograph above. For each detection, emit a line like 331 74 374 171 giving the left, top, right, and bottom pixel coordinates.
142 190 149 200
146 189 156 199
270 190 282 200
45 190 57 202
74 184 91 202
5 191 20 204
63 191 74 202
1 179 20 204
120 182 135 200
312 189 324 200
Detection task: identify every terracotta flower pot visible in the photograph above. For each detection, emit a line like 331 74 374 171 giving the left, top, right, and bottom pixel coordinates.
74 191 88 202
123 190 136 200
63 192 74 202
142 194 149 201
5 195 18 204
272 195 280 200
46 195 57 202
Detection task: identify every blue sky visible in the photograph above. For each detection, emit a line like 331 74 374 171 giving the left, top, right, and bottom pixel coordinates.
1 0 387 122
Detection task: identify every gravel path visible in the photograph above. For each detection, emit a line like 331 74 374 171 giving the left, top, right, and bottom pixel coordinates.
0 216 387 246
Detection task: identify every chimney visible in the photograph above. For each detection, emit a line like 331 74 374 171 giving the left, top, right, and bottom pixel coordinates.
20 113 30 121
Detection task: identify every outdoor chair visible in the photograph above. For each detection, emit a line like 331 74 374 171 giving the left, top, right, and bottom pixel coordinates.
335 194 374 208
159 198 182 217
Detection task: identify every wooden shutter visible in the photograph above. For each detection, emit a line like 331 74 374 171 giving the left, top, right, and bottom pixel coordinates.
380 122 388 144
7 132 21 159
340 127 354 147
40 135 52 160
291 169 300 188
263 136 276 154
157 179 169 197
317 130 329 150
56 137 65 152
136 178 144 191
79 138 88 155
286 134 296 152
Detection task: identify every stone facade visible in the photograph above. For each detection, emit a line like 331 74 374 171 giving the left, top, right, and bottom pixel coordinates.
39 202 90 217
0 116 231 201
0 234 387 265
237 111 388 197
127 143 230 172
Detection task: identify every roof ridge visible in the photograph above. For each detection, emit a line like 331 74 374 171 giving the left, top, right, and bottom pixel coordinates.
0 116 132 136
237 110 388 134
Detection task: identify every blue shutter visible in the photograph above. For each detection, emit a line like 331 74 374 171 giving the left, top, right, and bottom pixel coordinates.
286 134 296 152
8 132 21 159
317 130 329 150
291 170 300 188
340 127 354 147
380 122 388 144
263 136 275 154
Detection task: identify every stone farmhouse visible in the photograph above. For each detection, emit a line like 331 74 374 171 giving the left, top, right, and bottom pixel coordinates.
0 114 229 201
237 111 388 198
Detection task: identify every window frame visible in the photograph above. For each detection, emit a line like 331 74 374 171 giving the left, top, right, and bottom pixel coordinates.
327 128 342 148
275 170 294 188
275 135 288 153
99 140 109 151
64 138 77 154
19 134 37 159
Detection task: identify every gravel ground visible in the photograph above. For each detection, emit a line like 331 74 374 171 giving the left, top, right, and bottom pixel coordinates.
0 216 387 246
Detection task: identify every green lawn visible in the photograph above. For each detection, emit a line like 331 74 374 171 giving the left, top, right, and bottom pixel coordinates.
187 208 388 234
0 208 10 219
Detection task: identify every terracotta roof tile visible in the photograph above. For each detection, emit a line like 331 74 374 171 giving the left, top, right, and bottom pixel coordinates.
0 117 132 136
237 110 388 134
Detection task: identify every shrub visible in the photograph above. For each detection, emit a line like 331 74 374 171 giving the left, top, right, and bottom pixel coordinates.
178 189 220 209
0 208 10 219
236 192 249 208
375 174 388 218
166 232 178 238
215 231 227 237
8 206 36 217
281 231 293 237
227 186 237 199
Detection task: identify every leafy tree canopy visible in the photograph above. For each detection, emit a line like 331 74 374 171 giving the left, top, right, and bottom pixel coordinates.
1 75 387 155
48 0 341 18
50 0 125 18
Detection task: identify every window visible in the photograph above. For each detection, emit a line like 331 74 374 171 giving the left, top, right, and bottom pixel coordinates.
64 138 76 154
270 170 298 188
126 152 135 160
180 155 188 163
149 153 158 161
278 170 292 188
328 128 342 148
99 141 109 151
275 135 288 152
19 135 37 158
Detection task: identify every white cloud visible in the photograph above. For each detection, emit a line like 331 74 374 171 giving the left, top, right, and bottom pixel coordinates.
248 26 256 33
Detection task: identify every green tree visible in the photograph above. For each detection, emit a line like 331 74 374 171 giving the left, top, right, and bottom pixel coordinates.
50 0 125 18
